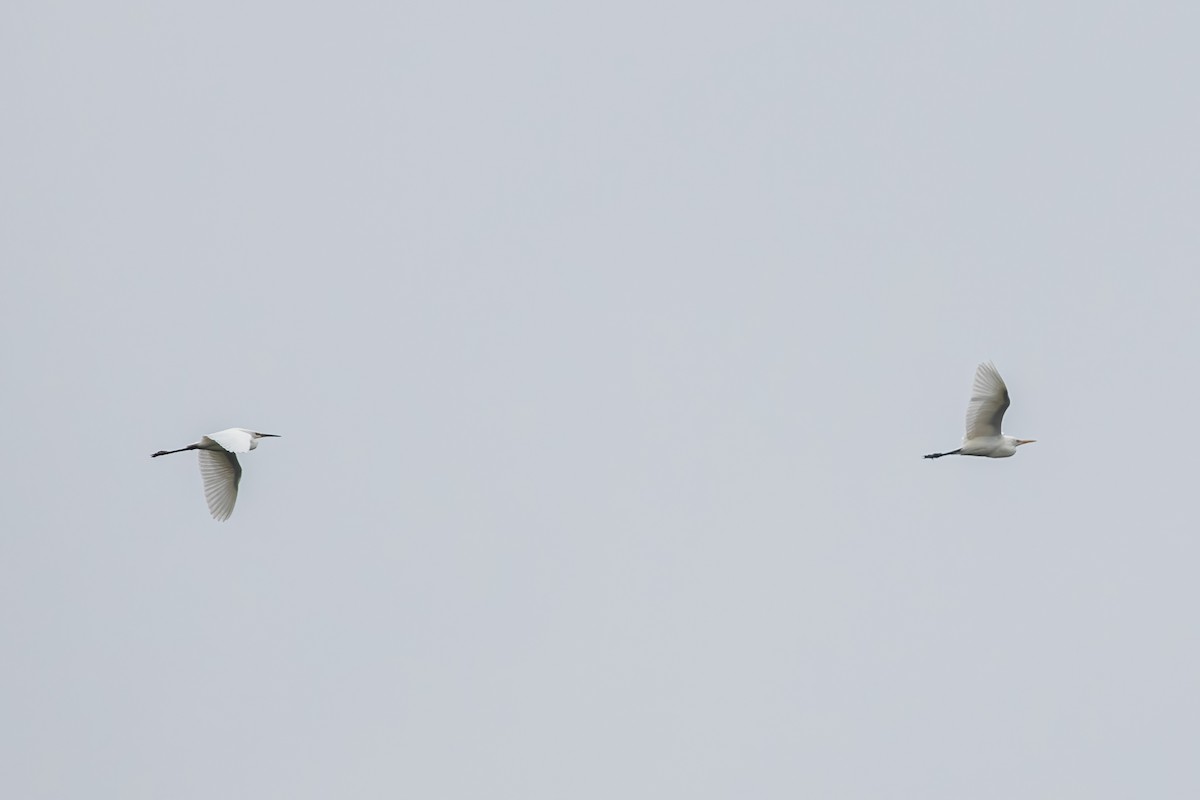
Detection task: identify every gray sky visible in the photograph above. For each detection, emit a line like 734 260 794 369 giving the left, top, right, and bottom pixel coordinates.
4 1 1200 797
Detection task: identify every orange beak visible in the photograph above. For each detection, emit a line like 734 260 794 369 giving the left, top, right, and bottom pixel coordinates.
1016 439 1036 446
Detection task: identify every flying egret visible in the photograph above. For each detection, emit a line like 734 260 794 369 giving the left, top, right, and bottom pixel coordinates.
925 362 1035 459
152 428 280 520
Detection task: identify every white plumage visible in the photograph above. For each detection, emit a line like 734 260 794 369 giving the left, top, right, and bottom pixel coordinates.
152 428 280 520
926 363 1035 459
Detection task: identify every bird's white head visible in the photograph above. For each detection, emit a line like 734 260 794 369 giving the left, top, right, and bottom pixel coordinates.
247 431 280 451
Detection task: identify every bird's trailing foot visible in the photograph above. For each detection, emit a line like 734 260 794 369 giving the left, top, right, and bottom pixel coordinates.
923 449 962 459
151 445 196 458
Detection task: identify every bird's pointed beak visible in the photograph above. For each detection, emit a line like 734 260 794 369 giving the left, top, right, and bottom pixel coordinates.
259 433 281 438
1016 439 1036 446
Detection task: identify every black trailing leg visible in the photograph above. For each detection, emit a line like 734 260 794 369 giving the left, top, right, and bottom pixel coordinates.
924 449 962 459
151 445 198 458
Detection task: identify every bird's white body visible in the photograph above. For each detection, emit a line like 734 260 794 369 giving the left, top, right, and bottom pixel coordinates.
152 428 279 520
960 434 1023 458
926 362 1034 460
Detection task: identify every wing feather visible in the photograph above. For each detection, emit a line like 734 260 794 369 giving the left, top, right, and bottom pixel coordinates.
198 450 242 521
205 428 255 454
964 361 1010 440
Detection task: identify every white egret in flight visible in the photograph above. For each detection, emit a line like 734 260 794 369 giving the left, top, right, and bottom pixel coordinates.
152 428 280 520
925 362 1035 459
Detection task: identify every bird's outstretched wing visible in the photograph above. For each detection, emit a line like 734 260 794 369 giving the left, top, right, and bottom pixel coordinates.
205 428 255 454
964 361 1010 440
199 450 242 521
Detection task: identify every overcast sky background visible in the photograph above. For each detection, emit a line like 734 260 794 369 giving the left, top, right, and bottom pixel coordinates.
4 2 1200 797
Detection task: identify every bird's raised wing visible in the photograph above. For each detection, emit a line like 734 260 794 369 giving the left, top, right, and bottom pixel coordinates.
199 450 242 521
964 361 1010 440
205 428 255 454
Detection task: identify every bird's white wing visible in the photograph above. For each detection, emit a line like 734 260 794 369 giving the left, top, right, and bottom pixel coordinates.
198 450 242 521
205 428 255 454
964 361 1010 439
